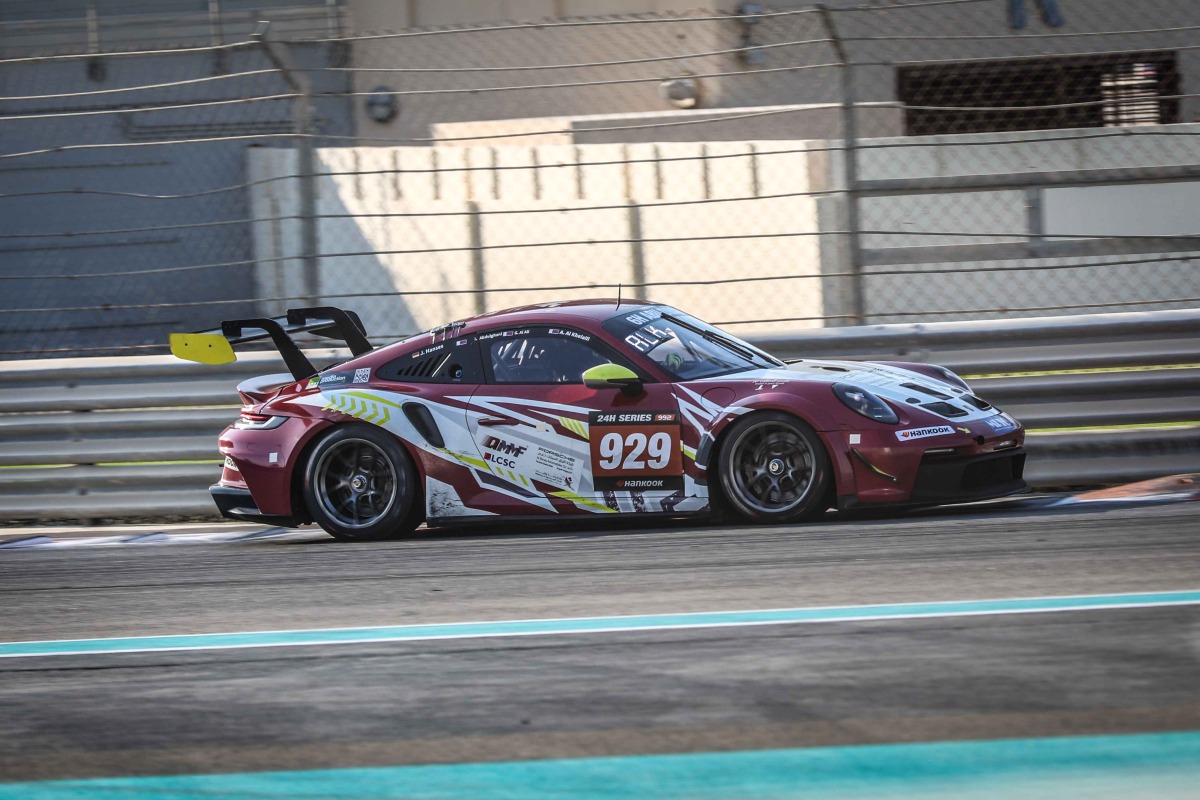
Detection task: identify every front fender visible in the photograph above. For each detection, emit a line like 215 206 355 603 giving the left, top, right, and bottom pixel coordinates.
708 390 840 437
694 391 857 501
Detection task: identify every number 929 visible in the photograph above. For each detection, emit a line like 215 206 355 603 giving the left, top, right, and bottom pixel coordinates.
597 431 673 471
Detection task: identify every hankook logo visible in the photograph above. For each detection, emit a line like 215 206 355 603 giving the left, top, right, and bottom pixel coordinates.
894 425 954 441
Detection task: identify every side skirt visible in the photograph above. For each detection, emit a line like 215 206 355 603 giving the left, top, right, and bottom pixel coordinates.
424 511 708 529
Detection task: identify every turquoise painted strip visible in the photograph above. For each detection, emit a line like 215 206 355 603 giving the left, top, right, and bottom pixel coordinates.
2 732 1199 799
2 590 1199 658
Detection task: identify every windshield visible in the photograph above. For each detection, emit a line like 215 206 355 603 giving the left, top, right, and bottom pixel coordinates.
602 306 783 380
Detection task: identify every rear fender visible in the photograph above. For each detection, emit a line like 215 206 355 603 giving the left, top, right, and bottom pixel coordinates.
220 416 330 517
285 419 430 521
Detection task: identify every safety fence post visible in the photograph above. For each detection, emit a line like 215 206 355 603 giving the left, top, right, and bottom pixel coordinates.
253 22 320 308
468 201 487 316
817 4 866 325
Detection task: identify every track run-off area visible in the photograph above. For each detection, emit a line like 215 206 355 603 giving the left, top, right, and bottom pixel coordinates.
2 496 1199 798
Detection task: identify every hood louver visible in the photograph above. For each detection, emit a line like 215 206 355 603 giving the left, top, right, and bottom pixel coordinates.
921 401 969 418
901 382 952 400
962 394 993 411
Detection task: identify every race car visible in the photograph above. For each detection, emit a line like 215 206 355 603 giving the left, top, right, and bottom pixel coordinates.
170 300 1026 541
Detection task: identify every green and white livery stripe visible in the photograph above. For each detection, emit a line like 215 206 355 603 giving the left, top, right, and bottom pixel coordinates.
550 489 616 513
322 390 403 426
558 416 589 441
440 448 488 471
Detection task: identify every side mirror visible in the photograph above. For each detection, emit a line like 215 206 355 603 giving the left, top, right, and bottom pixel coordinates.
583 363 644 396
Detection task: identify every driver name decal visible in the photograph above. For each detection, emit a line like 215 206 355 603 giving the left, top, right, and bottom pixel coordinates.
589 410 683 492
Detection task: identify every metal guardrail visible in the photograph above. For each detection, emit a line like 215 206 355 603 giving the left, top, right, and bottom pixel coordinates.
0 312 1197 522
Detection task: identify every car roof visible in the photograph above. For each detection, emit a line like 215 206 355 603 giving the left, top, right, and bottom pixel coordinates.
448 298 657 335
363 299 662 361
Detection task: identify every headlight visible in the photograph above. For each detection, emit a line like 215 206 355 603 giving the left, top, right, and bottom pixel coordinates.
930 365 971 392
832 383 898 424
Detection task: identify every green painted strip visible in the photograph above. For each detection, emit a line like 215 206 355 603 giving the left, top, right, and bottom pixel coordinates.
1 590 1198 659
1027 420 1199 433
1 460 221 469
966 363 1200 379
2 732 1199 799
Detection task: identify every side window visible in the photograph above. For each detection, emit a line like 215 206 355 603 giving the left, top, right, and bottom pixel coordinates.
484 329 614 385
376 338 484 383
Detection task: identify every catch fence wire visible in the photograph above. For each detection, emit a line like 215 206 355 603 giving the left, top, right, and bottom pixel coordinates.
0 0 1198 358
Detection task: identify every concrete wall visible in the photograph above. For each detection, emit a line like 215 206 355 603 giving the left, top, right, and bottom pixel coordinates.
349 0 707 30
247 124 1200 337
247 140 822 337
432 104 904 148
346 5 845 146
826 123 1200 323
0 2 341 58
0 42 354 357
344 0 1200 147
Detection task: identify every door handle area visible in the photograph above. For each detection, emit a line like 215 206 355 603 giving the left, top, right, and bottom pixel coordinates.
478 415 531 427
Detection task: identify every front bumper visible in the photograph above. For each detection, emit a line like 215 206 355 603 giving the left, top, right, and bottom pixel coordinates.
838 448 1027 511
210 485 305 527
909 449 1027 504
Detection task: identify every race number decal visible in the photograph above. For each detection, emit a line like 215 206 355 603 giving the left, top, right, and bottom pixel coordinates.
588 410 683 492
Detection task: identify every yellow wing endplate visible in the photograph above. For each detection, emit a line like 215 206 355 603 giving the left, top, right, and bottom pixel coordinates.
169 333 236 365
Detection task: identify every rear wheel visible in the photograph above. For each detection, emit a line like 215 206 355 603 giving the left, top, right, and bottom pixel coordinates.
717 412 831 524
303 424 420 541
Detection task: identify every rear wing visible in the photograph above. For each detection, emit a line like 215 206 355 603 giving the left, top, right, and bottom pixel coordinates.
169 306 372 380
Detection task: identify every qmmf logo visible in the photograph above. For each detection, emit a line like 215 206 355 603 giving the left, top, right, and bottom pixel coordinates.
483 436 527 458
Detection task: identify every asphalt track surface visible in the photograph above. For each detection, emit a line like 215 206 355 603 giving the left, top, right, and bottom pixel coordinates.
1 498 1199 797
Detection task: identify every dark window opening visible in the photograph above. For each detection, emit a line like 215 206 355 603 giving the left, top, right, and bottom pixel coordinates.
898 52 1179 136
377 339 484 384
487 334 611 385
477 326 644 385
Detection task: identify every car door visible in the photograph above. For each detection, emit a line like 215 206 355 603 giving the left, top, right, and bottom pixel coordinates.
465 325 685 515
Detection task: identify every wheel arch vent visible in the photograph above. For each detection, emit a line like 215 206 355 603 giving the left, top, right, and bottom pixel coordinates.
402 403 445 448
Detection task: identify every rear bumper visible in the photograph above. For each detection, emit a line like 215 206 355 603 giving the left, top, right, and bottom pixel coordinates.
210 485 305 528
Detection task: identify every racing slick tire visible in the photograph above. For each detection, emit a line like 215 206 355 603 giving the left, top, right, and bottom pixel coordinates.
716 411 832 524
303 423 421 541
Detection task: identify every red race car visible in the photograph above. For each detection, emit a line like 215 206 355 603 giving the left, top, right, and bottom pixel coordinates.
170 300 1026 541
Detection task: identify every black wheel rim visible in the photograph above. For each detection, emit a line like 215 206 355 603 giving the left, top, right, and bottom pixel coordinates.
727 420 816 515
313 438 398 529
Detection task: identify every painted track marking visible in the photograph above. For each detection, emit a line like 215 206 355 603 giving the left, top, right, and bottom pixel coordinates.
2 590 1199 659
1 732 1199 799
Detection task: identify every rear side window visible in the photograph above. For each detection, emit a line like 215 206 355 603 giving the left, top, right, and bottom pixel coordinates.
479 326 642 384
377 338 484 383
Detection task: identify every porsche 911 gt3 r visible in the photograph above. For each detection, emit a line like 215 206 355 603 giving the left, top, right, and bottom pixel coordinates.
170 301 1026 541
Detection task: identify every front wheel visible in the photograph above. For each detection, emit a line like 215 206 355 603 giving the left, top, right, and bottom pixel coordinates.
303 424 421 541
716 412 832 524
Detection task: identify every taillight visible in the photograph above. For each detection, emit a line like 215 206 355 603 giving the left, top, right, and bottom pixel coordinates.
234 412 288 430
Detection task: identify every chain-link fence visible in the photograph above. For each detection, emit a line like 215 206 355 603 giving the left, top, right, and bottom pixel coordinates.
2 0 1198 358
